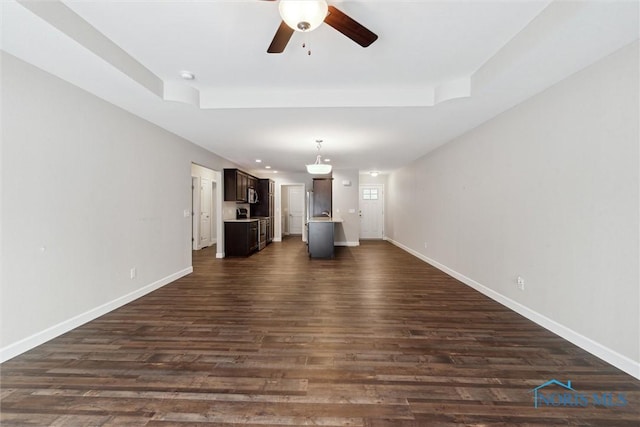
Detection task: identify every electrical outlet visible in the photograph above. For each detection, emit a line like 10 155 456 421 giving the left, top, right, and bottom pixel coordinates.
424 242 428 249
517 276 525 290
130 267 137 279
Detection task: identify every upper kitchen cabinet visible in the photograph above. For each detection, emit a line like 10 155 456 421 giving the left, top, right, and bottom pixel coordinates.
248 176 258 192
312 178 332 217
224 168 257 203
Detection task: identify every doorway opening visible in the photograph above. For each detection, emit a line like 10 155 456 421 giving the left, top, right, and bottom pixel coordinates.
191 164 223 257
280 184 306 242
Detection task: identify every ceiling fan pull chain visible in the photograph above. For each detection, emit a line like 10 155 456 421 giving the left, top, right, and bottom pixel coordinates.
302 40 311 56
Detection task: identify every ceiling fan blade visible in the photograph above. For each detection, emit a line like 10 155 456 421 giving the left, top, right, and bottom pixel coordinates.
324 5 378 48
267 20 295 53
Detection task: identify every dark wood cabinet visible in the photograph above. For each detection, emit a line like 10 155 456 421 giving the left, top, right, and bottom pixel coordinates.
250 179 275 243
265 217 272 243
224 169 246 202
248 176 258 191
224 221 258 256
250 179 269 217
312 178 332 217
308 221 334 258
237 172 248 201
224 169 258 203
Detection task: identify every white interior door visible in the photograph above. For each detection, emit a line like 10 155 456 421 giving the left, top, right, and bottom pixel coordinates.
359 184 384 239
288 186 304 235
199 177 212 247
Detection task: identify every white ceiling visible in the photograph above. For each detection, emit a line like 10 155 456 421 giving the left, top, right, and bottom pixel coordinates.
2 0 638 175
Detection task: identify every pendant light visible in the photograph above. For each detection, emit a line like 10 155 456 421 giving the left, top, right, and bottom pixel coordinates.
306 140 332 174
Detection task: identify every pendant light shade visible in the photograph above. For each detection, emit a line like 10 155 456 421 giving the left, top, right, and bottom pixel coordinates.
306 140 332 174
279 0 328 32
306 156 332 174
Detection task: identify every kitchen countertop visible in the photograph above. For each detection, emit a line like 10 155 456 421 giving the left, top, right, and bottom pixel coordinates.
226 217 342 223
307 217 344 223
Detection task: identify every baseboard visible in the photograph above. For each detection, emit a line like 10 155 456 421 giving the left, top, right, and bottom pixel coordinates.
216 252 225 259
273 237 282 242
0 267 193 363
386 238 640 380
335 241 360 247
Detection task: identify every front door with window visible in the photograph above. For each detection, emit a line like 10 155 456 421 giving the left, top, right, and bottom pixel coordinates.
359 184 384 239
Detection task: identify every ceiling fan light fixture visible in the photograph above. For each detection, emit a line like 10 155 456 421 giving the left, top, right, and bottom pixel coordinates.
279 0 328 32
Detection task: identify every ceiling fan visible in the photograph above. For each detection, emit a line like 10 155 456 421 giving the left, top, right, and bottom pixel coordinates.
262 0 378 53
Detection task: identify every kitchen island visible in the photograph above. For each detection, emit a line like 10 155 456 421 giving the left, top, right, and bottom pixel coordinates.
307 217 343 259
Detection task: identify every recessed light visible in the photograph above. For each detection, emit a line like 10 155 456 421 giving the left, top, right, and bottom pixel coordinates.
370 171 379 177
265 165 271 169
255 159 262 163
324 158 331 162
180 71 195 80
273 171 278 174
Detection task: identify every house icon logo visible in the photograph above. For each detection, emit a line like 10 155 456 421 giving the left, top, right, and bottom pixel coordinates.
531 379 576 408
530 379 628 409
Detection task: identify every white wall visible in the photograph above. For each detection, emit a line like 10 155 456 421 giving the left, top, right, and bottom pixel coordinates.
0 53 235 360
332 169 360 246
359 174 388 187
386 42 639 378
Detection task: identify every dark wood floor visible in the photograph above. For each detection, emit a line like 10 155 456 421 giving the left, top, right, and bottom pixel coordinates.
1 238 639 426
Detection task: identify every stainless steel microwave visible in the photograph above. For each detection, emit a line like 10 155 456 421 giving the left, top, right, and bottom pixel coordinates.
248 188 258 204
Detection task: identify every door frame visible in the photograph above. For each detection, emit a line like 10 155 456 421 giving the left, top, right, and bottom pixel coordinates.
210 180 217 245
277 183 306 242
191 165 223 258
213 170 223 258
198 176 216 248
191 176 200 250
